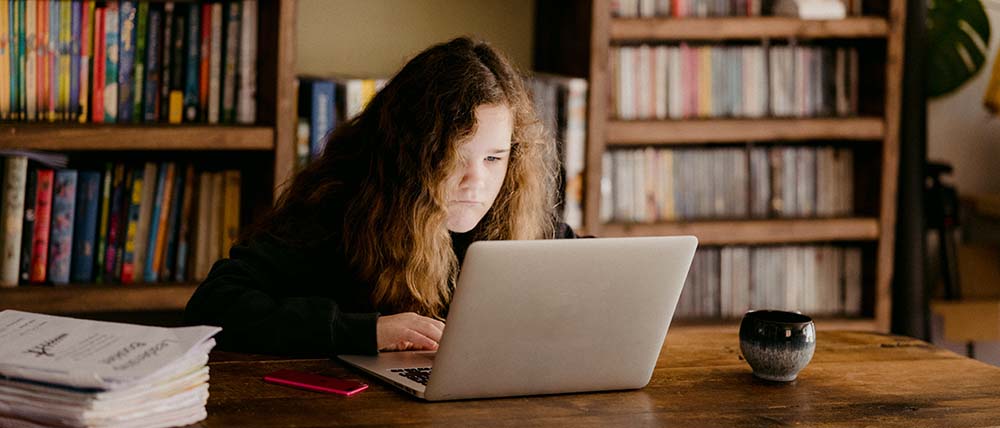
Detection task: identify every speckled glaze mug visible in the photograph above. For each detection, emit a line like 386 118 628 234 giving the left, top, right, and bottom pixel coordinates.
739 310 816 382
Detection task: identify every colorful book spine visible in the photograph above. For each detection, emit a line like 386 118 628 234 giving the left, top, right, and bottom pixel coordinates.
0 156 28 287
120 167 144 284
15 0 24 119
161 163 186 281
104 163 125 281
37 0 47 121
198 2 211 122
174 164 195 282
91 5 104 123
237 0 257 124
71 170 101 284
299 79 335 157
132 0 147 121
221 1 240 123
78 0 94 123
103 0 118 123
143 4 162 122
222 170 241 253
24 0 34 120
112 165 134 282
182 3 200 122
144 163 169 283
159 1 174 122
47 0 56 121
151 163 175 281
47 169 77 285
0 0 9 120
18 166 37 284
69 0 80 120
94 162 112 283
207 2 221 124
60 0 70 119
167 3 185 124
117 0 135 123
29 168 54 283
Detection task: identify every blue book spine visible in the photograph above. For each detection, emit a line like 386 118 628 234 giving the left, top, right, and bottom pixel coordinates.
117 0 136 123
311 80 335 157
70 0 81 119
143 5 162 122
161 166 185 281
48 170 78 285
183 3 200 122
71 171 101 283
143 163 167 283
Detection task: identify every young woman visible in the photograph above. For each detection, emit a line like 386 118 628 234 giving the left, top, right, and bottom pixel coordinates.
184 37 579 357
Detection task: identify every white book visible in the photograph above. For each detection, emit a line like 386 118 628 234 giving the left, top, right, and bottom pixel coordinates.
654 45 668 119
0 157 27 287
208 2 223 124
844 247 862 316
237 0 258 124
600 151 614 223
636 45 652 119
659 149 675 221
640 0 657 17
720 247 732 318
633 149 647 222
732 247 751 317
562 77 587 229
773 0 847 19
667 46 683 119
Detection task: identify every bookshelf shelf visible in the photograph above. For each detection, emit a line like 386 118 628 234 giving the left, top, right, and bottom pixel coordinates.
610 16 890 41
606 117 885 145
0 283 198 314
0 125 275 151
600 218 879 244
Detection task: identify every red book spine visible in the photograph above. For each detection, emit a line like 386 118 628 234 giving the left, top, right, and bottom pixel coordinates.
92 7 106 123
199 3 212 119
30 170 55 283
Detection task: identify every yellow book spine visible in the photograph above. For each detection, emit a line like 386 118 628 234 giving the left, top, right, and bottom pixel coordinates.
169 91 183 123
222 170 241 253
361 79 376 109
698 47 712 118
152 163 176 277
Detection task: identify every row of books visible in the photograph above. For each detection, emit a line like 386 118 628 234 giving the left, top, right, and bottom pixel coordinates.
613 0 764 17
611 0 857 18
611 44 859 120
676 245 863 319
0 0 258 124
0 157 241 287
529 74 588 230
600 146 854 222
294 76 387 167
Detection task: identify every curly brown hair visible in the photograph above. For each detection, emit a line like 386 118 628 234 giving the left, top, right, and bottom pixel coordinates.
259 37 558 318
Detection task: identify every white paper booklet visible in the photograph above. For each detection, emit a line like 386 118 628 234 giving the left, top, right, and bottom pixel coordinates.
0 310 221 391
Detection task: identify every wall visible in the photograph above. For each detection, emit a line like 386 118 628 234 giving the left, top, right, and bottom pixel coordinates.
927 0 1000 196
296 0 536 78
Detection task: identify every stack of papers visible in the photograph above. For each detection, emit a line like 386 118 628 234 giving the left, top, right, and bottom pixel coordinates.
0 310 221 428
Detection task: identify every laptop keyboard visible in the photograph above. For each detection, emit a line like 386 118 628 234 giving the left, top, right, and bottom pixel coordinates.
390 367 432 385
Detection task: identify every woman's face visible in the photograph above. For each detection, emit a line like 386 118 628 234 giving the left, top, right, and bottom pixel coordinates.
444 104 513 233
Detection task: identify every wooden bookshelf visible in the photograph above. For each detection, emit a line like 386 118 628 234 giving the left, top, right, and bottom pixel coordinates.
610 16 890 41
0 0 298 315
601 218 880 244
0 125 275 151
606 117 885 144
535 0 904 332
0 283 198 314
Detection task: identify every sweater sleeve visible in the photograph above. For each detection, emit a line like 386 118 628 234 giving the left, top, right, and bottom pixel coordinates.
184 235 379 356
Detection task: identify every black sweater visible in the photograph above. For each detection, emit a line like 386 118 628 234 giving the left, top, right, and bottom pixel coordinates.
184 223 579 357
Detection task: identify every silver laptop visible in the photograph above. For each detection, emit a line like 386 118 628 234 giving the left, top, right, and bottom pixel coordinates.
338 235 697 401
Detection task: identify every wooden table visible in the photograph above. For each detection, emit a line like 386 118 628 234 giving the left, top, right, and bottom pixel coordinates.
198 329 1000 427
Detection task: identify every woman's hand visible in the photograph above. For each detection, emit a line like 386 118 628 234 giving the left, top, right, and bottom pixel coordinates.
376 312 446 352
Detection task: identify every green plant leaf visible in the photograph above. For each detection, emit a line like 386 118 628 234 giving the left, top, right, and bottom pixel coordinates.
927 0 992 97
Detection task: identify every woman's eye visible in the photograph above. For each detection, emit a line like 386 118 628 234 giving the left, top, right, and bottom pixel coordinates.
486 156 503 162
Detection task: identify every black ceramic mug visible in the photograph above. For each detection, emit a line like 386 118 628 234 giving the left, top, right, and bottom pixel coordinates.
739 310 816 382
